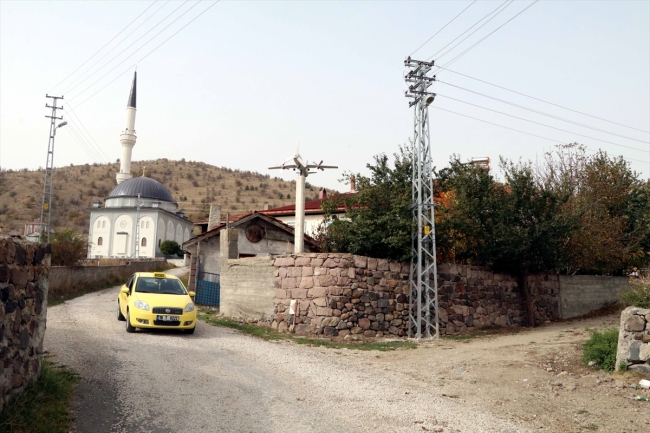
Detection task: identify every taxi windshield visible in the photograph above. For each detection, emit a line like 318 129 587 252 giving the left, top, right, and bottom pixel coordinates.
135 277 187 295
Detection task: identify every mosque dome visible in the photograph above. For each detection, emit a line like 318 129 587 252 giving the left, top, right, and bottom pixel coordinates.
108 176 174 202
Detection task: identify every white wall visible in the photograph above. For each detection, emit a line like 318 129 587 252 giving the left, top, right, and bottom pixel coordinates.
90 215 111 257
112 214 133 257
138 216 155 257
274 214 325 237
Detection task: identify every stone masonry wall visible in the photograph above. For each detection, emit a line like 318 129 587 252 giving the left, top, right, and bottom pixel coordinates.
616 307 650 375
0 236 50 410
271 253 559 337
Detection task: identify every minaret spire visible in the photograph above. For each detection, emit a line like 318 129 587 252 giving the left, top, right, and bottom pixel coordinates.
116 70 138 184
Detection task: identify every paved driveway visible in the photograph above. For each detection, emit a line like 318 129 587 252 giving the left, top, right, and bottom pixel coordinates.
45 269 528 433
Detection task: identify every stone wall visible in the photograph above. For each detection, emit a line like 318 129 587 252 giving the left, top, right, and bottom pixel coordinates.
271 253 559 337
616 307 650 374
0 236 50 410
49 259 168 299
558 275 628 319
220 256 276 320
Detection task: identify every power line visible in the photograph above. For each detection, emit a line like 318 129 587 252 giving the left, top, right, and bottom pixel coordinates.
65 122 105 163
64 107 111 162
438 0 540 70
436 79 650 145
435 0 514 61
429 105 649 165
436 93 649 153
434 66 650 134
410 0 477 56
62 0 192 97
69 1 221 110
426 0 509 61
48 1 161 94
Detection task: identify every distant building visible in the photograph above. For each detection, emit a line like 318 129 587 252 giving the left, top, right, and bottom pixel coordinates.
24 219 43 237
87 71 193 258
182 210 318 289
260 188 354 236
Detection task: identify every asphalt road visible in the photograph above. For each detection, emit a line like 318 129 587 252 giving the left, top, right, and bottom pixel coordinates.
45 268 529 433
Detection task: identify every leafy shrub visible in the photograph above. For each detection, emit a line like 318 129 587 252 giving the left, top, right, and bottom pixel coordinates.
50 229 87 266
159 240 180 256
582 328 619 372
619 283 650 308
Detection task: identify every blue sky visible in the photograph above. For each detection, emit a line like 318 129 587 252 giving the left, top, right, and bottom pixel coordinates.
1 0 649 190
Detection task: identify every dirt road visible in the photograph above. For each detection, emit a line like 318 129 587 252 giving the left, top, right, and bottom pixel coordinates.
45 269 649 433
45 268 529 433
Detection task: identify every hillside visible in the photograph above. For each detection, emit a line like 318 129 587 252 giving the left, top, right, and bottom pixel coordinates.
0 159 329 234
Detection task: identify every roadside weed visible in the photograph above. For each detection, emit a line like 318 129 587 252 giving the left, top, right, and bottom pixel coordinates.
0 360 79 433
581 329 619 372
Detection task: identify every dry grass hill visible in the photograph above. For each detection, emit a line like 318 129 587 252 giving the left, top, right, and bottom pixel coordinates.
0 159 329 234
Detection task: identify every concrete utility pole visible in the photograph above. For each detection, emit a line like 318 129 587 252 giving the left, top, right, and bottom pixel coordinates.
269 146 337 254
404 57 439 339
40 95 67 243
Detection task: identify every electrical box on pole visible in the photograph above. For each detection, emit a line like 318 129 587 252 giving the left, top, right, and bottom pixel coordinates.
404 57 439 339
40 95 64 243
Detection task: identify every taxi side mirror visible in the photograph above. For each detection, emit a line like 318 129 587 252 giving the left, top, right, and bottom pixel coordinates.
188 291 196 297
120 287 130 294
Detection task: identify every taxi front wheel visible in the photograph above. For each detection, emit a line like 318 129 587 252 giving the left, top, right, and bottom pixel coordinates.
126 311 136 333
117 303 126 321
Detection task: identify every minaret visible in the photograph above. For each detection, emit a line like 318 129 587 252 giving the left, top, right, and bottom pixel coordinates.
116 70 137 184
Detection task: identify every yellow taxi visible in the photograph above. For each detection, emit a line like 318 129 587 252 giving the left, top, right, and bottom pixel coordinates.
117 272 197 334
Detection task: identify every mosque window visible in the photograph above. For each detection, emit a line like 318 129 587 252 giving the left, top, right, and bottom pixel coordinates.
102 221 106 228
97 220 101 228
97 237 103 246
158 239 162 247
146 221 150 229
141 221 145 229
141 238 147 247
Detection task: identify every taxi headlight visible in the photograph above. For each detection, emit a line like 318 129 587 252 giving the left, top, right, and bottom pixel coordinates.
134 300 150 311
185 302 195 313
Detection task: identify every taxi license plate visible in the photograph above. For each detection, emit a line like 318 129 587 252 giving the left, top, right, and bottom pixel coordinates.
156 315 180 322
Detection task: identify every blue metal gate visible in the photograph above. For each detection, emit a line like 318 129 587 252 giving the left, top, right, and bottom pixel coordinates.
195 271 220 307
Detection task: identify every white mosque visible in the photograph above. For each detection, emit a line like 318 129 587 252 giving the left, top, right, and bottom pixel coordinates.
87 71 193 258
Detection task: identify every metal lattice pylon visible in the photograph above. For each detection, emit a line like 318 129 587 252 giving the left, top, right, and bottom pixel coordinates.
404 58 439 339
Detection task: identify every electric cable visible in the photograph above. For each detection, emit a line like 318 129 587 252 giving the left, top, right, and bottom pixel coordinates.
64 123 105 163
62 0 193 96
410 0 477 56
68 1 221 110
48 0 160 94
436 0 539 69
436 93 649 153
433 66 650 134
426 0 509 61
64 107 111 161
429 105 649 164
434 0 514 61
436 79 650 145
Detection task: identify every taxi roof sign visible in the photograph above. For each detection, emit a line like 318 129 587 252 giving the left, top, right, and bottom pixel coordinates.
153 272 166 278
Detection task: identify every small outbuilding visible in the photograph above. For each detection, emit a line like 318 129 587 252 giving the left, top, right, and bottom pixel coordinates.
182 210 318 298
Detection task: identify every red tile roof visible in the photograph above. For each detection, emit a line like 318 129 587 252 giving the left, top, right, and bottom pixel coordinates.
261 192 357 216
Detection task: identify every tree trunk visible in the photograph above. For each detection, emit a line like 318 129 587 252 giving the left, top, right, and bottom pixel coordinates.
521 269 536 328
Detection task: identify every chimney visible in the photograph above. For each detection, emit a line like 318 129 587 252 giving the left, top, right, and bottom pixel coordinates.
350 175 356 192
263 203 271 211
208 204 221 231
318 188 327 200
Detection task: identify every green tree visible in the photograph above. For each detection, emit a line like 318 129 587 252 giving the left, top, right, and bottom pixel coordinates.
159 240 181 256
437 157 574 326
318 146 412 262
50 229 87 266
